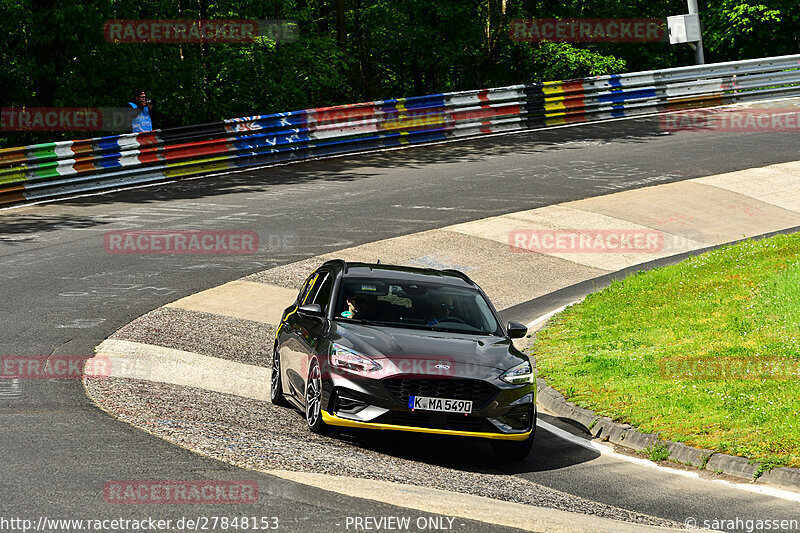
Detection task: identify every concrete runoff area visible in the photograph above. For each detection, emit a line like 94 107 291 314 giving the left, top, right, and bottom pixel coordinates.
566 180 800 245
166 280 297 325
88 160 800 531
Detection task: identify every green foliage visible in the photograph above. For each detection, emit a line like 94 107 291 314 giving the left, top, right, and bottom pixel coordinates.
701 0 799 61
0 0 794 148
644 442 671 462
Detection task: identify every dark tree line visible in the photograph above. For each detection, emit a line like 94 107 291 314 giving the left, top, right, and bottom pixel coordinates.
1 0 796 147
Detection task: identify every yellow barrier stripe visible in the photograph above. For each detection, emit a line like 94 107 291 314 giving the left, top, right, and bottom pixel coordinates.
382 115 445 130
0 166 28 185
164 160 231 178
544 101 566 112
545 117 567 126
542 82 565 96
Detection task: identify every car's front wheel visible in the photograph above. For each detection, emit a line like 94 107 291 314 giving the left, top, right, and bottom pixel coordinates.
270 345 289 406
305 358 327 434
490 411 536 461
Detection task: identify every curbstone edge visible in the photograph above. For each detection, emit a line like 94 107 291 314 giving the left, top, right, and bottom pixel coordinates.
758 467 800 492
705 453 760 480
535 380 800 493
667 442 714 469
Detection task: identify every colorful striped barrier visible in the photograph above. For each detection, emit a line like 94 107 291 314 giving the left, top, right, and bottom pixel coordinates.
1 54 799 206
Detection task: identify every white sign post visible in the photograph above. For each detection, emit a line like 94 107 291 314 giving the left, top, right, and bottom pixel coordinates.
667 0 705 64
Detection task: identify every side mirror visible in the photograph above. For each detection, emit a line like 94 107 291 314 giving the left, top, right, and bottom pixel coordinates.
297 303 325 319
507 321 528 339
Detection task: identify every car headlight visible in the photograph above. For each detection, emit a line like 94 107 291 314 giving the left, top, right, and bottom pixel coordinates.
500 360 534 385
330 343 382 373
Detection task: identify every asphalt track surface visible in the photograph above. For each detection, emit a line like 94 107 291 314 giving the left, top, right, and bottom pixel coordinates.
2 114 800 530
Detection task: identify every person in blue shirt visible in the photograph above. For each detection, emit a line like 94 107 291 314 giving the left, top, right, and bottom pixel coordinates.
129 90 153 132
426 295 455 326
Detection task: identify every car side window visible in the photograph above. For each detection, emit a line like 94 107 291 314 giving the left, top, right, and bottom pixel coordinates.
310 272 334 312
297 273 319 304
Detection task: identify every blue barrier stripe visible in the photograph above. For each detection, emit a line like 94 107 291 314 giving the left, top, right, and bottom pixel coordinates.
95 154 124 169
226 114 308 130
598 88 657 103
231 132 311 151
4 54 799 205
97 138 123 151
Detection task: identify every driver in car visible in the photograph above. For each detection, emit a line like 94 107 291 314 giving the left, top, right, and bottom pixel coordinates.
426 295 454 326
345 293 379 320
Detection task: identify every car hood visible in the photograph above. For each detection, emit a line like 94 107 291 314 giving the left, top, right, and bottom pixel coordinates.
329 322 528 375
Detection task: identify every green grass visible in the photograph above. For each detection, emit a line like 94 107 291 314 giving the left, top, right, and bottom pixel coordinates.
532 233 800 468
644 442 671 462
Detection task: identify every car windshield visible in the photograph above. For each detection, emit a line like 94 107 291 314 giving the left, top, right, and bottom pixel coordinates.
334 278 502 336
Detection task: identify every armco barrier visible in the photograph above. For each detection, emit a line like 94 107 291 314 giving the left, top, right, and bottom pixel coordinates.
1 54 799 207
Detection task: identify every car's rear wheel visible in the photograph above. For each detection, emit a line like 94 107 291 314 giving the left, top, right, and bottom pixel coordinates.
270 345 289 406
305 358 327 434
490 410 536 461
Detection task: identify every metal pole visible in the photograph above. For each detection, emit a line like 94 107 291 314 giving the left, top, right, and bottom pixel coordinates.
687 0 705 64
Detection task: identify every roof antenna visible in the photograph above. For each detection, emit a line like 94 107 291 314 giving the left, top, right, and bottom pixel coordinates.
376 259 381 264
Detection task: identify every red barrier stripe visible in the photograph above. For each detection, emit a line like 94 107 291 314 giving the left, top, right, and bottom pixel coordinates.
161 139 231 161
0 187 26 205
563 97 585 110
0 151 28 167
451 104 521 122
563 80 585 94
136 132 161 146
310 103 379 124
70 141 96 155
137 151 163 164
73 160 99 173
563 113 589 123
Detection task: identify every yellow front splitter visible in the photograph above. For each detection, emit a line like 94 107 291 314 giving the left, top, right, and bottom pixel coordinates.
321 410 532 441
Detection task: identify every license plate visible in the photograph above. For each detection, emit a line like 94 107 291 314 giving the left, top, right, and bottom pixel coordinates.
408 396 473 414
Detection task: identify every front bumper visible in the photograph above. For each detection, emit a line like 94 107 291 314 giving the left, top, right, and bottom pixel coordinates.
321 410 533 441
321 366 536 440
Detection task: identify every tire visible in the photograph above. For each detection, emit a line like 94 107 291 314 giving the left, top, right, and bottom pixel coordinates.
304 358 327 434
490 410 536 461
270 345 289 406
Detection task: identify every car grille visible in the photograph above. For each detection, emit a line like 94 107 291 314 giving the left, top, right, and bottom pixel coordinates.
382 377 499 410
380 411 491 433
